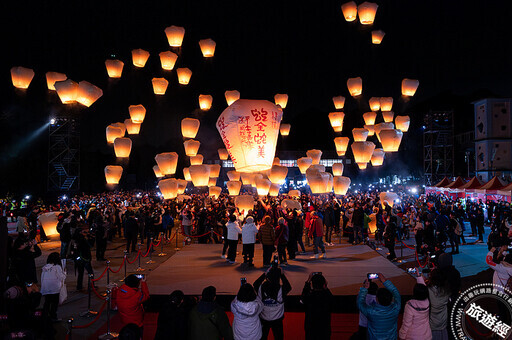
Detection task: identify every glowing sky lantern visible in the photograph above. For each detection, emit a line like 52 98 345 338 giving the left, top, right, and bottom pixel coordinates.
158 178 178 199
308 164 326 174
274 94 288 109
269 165 288 184
235 195 255 217
306 149 322 165
153 165 164 178
380 192 399 208
332 163 344 176
208 164 221 178
347 77 362 97
395 115 410 132
105 59 124 78
104 165 123 184
380 97 393 111
227 181 242 195
216 99 283 173
297 157 313 174
358 2 378 25
351 141 375 169
159 51 178 71
382 111 394 123
132 49 150 67
189 165 210 187
363 112 377 126
176 68 192 85
240 173 255 186
227 171 241 181
280 123 291 136
334 137 350 156
288 190 301 198
208 177 217 187
155 152 179 175
273 157 281 166
328 112 345 132
177 179 188 194
209 186 222 199
183 167 191 181
374 122 394 143
114 137 132 158
333 176 351 196
106 125 124 144
364 125 375 136
371 148 385 166
190 154 204 165
306 169 330 194
379 129 403 152
225 90 240 106
11 66 34 89
198 38 216 57
269 183 280 197
54 79 78 104
256 178 271 196
332 96 345 110
128 104 146 124
325 173 334 193
183 139 200 157
199 94 213 110
218 148 229 160
369 98 380 111
38 212 62 236
46 72 66 91
402 78 419 96
181 118 200 139
76 81 103 107
112 122 126 136
371 30 385 44
152 78 169 95
165 25 185 47
341 1 358 22
352 128 369 142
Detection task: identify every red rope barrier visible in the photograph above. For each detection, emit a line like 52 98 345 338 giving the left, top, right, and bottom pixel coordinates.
415 250 428 268
141 245 152 258
165 233 176 244
152 236 162 247
108 257 125 274
182 231 213 238
126 251 140 264
91 267 108 282
91 281 107 300
400 241 416 250
72 301 108 329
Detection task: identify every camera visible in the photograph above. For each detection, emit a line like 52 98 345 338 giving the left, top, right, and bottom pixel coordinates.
240 277 247 286
135 274 145 279
367 273 378 280
312 272 322 276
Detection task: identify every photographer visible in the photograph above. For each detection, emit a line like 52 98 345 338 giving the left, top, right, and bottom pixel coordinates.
253 266 292 340
113 274 150 331
301 272 333 340
70 227 94 291
11 233 41 285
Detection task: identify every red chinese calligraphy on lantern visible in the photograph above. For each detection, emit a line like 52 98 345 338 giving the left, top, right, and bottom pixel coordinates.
217 99 283 172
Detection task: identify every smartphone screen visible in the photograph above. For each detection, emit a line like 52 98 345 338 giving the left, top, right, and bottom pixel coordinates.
367 273 378 280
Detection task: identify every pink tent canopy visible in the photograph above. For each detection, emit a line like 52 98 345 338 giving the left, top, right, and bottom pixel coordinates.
475 176 507 194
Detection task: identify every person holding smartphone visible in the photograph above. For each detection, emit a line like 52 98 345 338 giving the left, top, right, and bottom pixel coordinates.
301 272 333 340
113 274 150 331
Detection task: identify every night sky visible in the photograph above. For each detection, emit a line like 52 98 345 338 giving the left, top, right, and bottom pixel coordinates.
1 0 512 197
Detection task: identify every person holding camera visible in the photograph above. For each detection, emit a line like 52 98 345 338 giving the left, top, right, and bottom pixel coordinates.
70 227 94 291
231 283 263 340
253 266 292 340
113 274 150 331
301 272 333 340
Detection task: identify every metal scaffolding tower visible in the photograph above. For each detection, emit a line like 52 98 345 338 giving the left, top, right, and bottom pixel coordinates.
423 110 454 186
47 116 80 193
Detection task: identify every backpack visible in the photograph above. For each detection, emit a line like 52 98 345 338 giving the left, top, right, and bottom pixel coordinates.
454 219 462 236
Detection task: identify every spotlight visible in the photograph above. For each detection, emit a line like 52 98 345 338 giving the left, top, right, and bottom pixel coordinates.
50 118 56 125
61 195 68 200
411 187 418 194
24 195 30 200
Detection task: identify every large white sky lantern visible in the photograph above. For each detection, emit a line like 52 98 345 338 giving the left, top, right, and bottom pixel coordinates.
159 178 178 199
379 129 403 152
332 96 345 109
165 25 185 47
328 112 345 132
155 152 179 175
181 118 200 139
347 77 362 97
351 141 375 169
225 90 240 106
216 99 283 173
274 94 288 109
358 2 378 25
189 164 210 186
334 137 350 156
235 195 255 217
402 78 419 96
395 115 411 132
341 1 358 22
334 176 351 195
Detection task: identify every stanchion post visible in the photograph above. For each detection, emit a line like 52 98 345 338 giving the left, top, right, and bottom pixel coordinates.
136 243 144 272
158 233 167 257
121 251 127 282
147 237 155 264
67 318 73 340
106 260 110 286
175 227 179 251
98 289 119 340
79 274 98 317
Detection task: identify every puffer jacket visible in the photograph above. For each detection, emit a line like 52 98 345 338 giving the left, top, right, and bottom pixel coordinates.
113 282 150 327
230 296 263 340
241 222 259 244
308 215 324 238
258 221 275 246
399 298 432 340
417 276 450 331
40 264 66 295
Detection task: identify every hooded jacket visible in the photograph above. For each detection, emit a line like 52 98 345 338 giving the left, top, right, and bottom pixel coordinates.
308 214 324 238
417 276 449 331
241 221 259 244
226 221 242 241
114 282 150 327
41 264 66 295
398 298 432 340
230 296 263 340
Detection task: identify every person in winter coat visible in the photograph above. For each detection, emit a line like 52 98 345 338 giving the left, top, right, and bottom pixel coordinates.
154 290 196 340
231 283 263 340
302 272 333 340
416 269 450 340
308 212 326 259
113 274 150 329
357 273 401 340
41 252 66 321
71 228 94 291
12 234 41 284
242 216 259 267
383 217 397 261
358 281 378 340
123 211 139 253
275 217 289 265
486 246 512 290
399 280 431 340
189 286 233 340
259 216 276 266
226 215 242 264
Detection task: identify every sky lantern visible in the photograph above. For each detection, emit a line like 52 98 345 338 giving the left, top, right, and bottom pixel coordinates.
380 97 393 111
227 170 241 181
380 192 399 207
155 152 179 175
351 141 375 168
165 25 185 47
153 165 163 178
208 164 221 178
105 59 124 78
363 111 377 125
358 2 378 25
114 137 132 158
225 90 240 106
269 183 280 197
189 164 210 186
183 167 191 181
132 49 150 67
177 68 192 85
288 190 301 198
199 38 216 57
371 148 385 166
199 94 213 110
128 104 146 124
347 77 362 97
256 178 271 196
364 125 375 136
216 99 283 173
38 212 61 237
334 137 350 156
235 195 255 217
341 1 358 22
10 66 34 89
177 179 188 194
371 30 385 44
269 165 288 184
159 51 178 71
328 112 345 132
158 178 178 199
333 176 351 196
76 81 103 107
208 177 217 187
280 123 291 136
306 149 322 165
218 148 229 160
273 157 281 166
369 97 380 111
54 79 78 104
181 118 200 139
402 78 419 96
104 165 123 184
46 72 66 91
325 173 334 193
382 111 394 123
209 186 222 199
395 115 410 132
240 173 255 186
306 170 330 194
374 122 394 143
352 128 369 142
274 94 288 109
183 139 200 156
297 157 313 174
332 96 345 110
152 78 169 95
308 164 326 174
379 129 403 152
190 154 204 165
111 122 126 135
227 181 242 195
106 125 124 144
332 163 344 176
